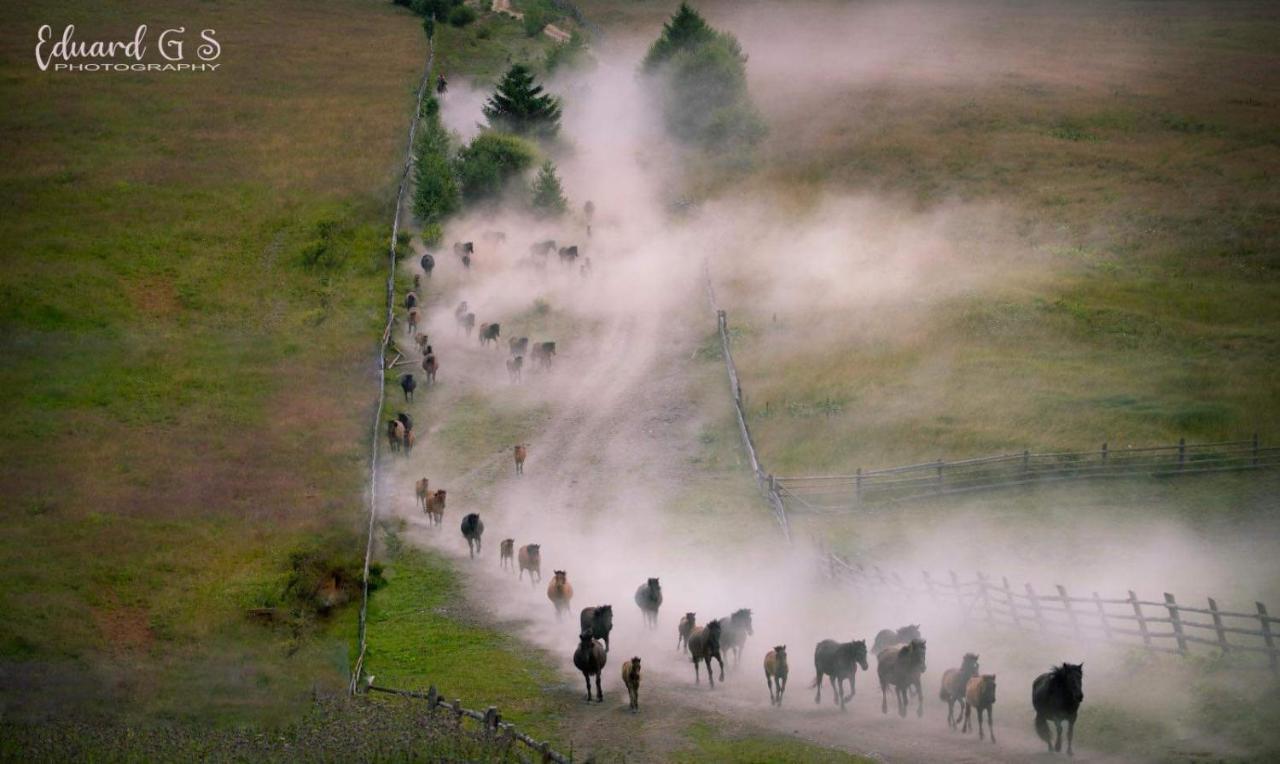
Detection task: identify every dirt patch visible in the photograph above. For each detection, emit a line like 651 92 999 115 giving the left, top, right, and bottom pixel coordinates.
125 277 181 319
92 602 154 653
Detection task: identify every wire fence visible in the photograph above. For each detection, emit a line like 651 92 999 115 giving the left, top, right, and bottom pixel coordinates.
821 553 1280 674
778 437 1279 511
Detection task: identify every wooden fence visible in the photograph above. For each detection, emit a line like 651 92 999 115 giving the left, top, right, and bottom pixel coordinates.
778 436 1280 510
822 554 1280 674
365 683 573 763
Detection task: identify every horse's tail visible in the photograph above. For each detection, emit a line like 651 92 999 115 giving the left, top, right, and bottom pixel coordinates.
809 673 821 689
1034 714 1051 744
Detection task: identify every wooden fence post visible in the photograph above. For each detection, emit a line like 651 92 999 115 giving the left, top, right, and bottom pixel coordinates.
1005 577 1022 630
452 699 463 726
1130 591 1152 648
1257 602 1277 676
977 572 995 625
484 706 500 732
1207 598 1229 653
1058 585 1080 638
1026 583 1046 633
1092 592 1112 642
1165 593 1188 654
427 685 438 709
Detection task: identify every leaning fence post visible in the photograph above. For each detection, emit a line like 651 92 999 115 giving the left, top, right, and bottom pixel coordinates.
1257 602 1277 677
1130 591 1152 649
1026 583 1046 633
1057 585 1080 638
484 706 500 733
452 699 463 726
1005 576 1022 630
1165 593 1188 654
977 572 995 625
427 685 438 709
1207 598 1229 654
1092 592 1112 643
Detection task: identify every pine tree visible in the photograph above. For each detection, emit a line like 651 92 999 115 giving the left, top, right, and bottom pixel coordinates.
529 160 568 217
482 64 562 139
642 2 716 71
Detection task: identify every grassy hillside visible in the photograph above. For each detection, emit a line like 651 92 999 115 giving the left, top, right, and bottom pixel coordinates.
0 0 428 724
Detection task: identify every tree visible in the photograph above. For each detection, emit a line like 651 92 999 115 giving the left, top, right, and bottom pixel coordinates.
482 64 562 139
454 132 538 203
642 2 716 71
530 160 568 217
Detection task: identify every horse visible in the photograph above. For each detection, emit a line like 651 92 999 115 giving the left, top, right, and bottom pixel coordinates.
872 624 921 654
457 312 475 337
531 341 556 370
572 630 607 703
1033 663 1083 755
634 578 662 629
423 354 438 384
547 570 573 619
454 300 468 319
436 73 447 94
460 513 484 558
530 240 556 257
416 334 431 353
688 620 724 688
677 612 696 653
621 657 642 712
963 674 997 742
509 337 529 357
453 241 474 259
420 253 434 275
387 419 405 452
513 444 527 475
940 653 980 730
425 490 446 526
403 429 416 453
404 292 418 310
877 639 927 718
506 356 522 383
717 609 753 667
558 245 579 265
479 322 500 347
812 639 868 711
407 307 420 336
764 646 788 706
499 539 514 571
517 544 541 584
414 477 429 509
399 373 416 402
397 412 413 433
579 605 613 652
413 274 420 291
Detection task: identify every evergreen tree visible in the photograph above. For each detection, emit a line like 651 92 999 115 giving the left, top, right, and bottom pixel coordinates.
482 64 562 139
642 2 716 71
530 160 568 217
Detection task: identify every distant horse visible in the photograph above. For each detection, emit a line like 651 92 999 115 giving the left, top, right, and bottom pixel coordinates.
677 612 696 654
506 356 522 383
425 490 445 526
460 513 484 558
403 429 415 453
717 608 753 667
580 605 614 652
478 322 500 347
453 241 474 259
416 334 431 353
573 630 607 703
547 570 573 619
963 674 997 742
1033 663 1083 755
387 419 405 452
404 292 418 309
812 639 869 711
399 373 416 401
454 300 468 319
435 74 447 94
634 578 662 629
499 539 514 571
558 245 578 265
423 354 438 384
878 639 927 718
531 341 555 369
513 444 527 475
509 337 529 357
517 543 541 584
407 307 420 336
940 653 980 730
419 253 434 275
688 620 724 688
872 624 921 654
458 312 475 337
397 412 413 433
764 646 788 706
530 240 556 257
621 657 642 712
414 477 429 510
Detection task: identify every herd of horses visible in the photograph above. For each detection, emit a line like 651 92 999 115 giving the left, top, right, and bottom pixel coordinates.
396 228 1085 754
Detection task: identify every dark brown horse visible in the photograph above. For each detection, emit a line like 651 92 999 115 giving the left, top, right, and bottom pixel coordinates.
677 612 696 653
878 639 927 718
517 543 541 584
940 653 980 730
499 538 514 571
963 674 997 742
1033 663 1083 755
621 657 641 712
572 630 607 702
460 513 483 558
688 620 724 688
513 444 527 475
422 354 438 384
580 605 613 652
425 489 445 526
812 639 868 711
764 646 788 707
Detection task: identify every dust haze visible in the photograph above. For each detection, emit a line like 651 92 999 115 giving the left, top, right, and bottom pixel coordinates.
384 2 1278 759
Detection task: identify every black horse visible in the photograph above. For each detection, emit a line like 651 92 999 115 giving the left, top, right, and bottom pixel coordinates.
812 638 869 711
420 253 434 275
688 619 724 688
717 608 754 667
396 412 413 433
580 605 614 652
399 373 416 401
1033 663 1083 755
634 578 662 629
460 513 484 558
573 630 607 702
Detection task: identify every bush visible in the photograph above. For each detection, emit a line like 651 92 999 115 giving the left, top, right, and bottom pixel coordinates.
530 160 568 217
413 151 460 223
454 132 538 202
282 537 384 617
523 8 549 37
448 5 477 27
421 223 443 247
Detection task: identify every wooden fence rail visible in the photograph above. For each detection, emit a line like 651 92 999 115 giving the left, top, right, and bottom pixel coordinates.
365 683 573 763
822 554 1280 674
778 436 1278 509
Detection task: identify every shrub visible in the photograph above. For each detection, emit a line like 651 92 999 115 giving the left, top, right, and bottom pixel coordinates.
282 537 385 617
530 160 568 217
421 223 443 247
454 131 537 202
523 8 549 37
448 5 477 27
413 151 460 223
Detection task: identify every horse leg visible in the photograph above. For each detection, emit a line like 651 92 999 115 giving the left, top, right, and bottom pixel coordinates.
778 675 785 705
988 707 996 744
1066 715 1074 756
594 671 603 702
694 657 701 685
716 653 725 683
582 672 592 702
705 657 715 689
1054 720 1063 752
916 678 924 717
833 676 844 710
814 672 822 704
947 699 954 729
961 701 970 733
899 686 908 718
766 675 775 706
